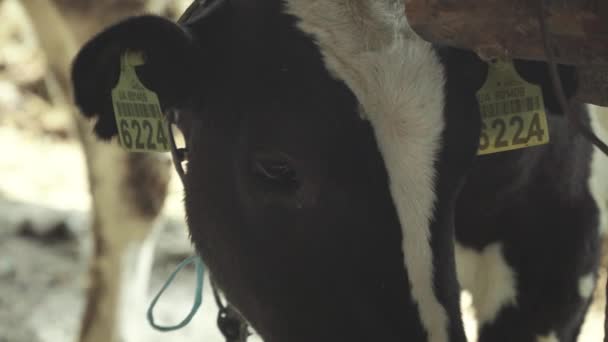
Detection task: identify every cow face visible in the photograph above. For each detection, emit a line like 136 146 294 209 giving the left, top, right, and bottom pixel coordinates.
71 1 578 341
179 3 418 340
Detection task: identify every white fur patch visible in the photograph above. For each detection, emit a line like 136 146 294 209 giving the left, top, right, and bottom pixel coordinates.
455 242 518 325
285 1 448 341
460 290 479 342
536 331 559 342
587 105 608 236
578 273 595 300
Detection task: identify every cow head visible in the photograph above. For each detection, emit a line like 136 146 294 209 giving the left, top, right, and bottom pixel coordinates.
71 0 577 341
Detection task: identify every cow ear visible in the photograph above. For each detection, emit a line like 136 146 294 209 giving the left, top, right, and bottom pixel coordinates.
513 60 577 114
71 15 200 139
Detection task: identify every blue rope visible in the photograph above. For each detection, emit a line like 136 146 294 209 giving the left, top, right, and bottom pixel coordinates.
147 256 205 331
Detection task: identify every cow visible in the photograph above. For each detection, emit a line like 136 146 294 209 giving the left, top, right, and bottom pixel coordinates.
70 0 608 341
10 1 188 341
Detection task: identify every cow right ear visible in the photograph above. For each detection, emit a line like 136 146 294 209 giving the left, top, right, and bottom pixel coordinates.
71 15 201 140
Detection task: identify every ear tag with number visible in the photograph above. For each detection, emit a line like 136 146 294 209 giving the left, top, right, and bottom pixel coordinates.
476 60 550 155
111 51 170 152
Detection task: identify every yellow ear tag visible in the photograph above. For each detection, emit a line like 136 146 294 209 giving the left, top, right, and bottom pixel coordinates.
476 60 550 155
111 51 170 152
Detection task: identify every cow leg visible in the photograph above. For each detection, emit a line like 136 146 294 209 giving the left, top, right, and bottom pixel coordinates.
80 206 164 342
605 270 608 342
18 1 182 341
455 103 608 342
486 236 598 342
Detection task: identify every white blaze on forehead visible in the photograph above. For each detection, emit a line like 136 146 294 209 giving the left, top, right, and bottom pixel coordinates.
285 1 448 341
578 273 595 299
455 243 518 325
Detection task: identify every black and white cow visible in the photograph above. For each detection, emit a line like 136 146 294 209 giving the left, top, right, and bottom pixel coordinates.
70 0 608 341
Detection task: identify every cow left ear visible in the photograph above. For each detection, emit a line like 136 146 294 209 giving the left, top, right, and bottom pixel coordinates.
513 60 577 114
71 15 201 140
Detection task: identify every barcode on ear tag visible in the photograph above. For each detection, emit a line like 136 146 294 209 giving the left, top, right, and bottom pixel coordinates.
111 51 170 152
476 60 550 155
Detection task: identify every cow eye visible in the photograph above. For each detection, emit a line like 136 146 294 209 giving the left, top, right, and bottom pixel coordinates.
252 155 299 190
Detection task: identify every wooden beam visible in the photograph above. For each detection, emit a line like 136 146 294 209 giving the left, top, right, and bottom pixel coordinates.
404 0 608 64
404 0 608 106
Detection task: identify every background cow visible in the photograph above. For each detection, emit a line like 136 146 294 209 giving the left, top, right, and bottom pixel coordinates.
0 1 187 341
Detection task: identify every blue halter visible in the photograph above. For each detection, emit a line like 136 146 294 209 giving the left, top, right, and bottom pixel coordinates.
147 255 205 331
